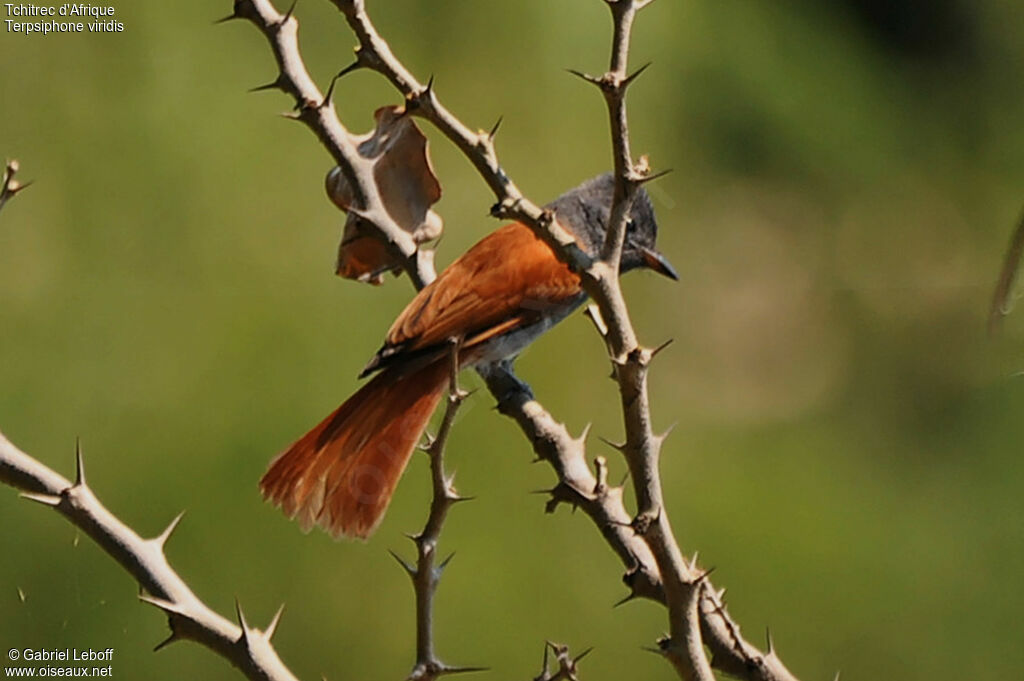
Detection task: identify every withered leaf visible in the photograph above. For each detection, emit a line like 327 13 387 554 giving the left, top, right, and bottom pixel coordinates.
325 105 443 285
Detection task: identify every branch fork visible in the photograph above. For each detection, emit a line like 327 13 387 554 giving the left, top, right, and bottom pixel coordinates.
533 641 592 681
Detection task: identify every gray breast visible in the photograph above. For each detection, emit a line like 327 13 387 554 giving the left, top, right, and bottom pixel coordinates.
470 293 587 366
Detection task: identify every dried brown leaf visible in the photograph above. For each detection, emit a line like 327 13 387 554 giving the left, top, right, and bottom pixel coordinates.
325 106 443 284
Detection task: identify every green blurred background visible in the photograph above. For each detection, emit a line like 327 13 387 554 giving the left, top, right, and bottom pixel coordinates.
2 0 1023 679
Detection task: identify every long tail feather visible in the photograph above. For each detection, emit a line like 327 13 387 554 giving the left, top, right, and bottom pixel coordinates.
260 360 449 539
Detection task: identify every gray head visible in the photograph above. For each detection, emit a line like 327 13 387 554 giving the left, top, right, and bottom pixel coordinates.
545 172 677 279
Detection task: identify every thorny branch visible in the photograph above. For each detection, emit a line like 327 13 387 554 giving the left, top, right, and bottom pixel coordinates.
392 341 485 681
224 0 806 679
572 3 715 679
318 1 802 680
219 0 435 288
0 433 299 681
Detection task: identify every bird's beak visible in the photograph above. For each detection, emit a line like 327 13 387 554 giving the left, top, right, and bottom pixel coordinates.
641 247 679 281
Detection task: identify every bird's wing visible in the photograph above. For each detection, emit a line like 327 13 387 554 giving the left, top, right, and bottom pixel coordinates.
382 222 582 358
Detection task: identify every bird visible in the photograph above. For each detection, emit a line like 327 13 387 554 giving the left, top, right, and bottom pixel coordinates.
260 172 677 539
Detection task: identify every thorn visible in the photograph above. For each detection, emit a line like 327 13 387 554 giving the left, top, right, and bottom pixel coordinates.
335 60 362 80
651 338 674 358
437 551 456 573
488 116 503 141
138 593 184 616
153 632 181 652
74 437 86 488
655 421 679 448
320 71 341 109
213 12 240 24
597 435 627 452
248 77 283 93
688 551 700 571
692 566 716 584
281 0 297 23
154 511 186 548
265 603 285 641
235 598 250 633
412 74 435 109
20 491 61 507
450 494 476 504
575 424 592 446
584 304 609 338
279 110 302 120
641 645 663 656
612 592 636 608
636 167 673 185
833 672 841 681
622 61 652 89
566 68 601 87
765 627 774 655
388 549 416 577
573 647 594 664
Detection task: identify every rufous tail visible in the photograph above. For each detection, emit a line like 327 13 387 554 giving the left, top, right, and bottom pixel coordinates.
260 360 449 539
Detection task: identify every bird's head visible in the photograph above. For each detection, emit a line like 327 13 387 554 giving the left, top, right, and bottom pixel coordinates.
545 172 677 280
